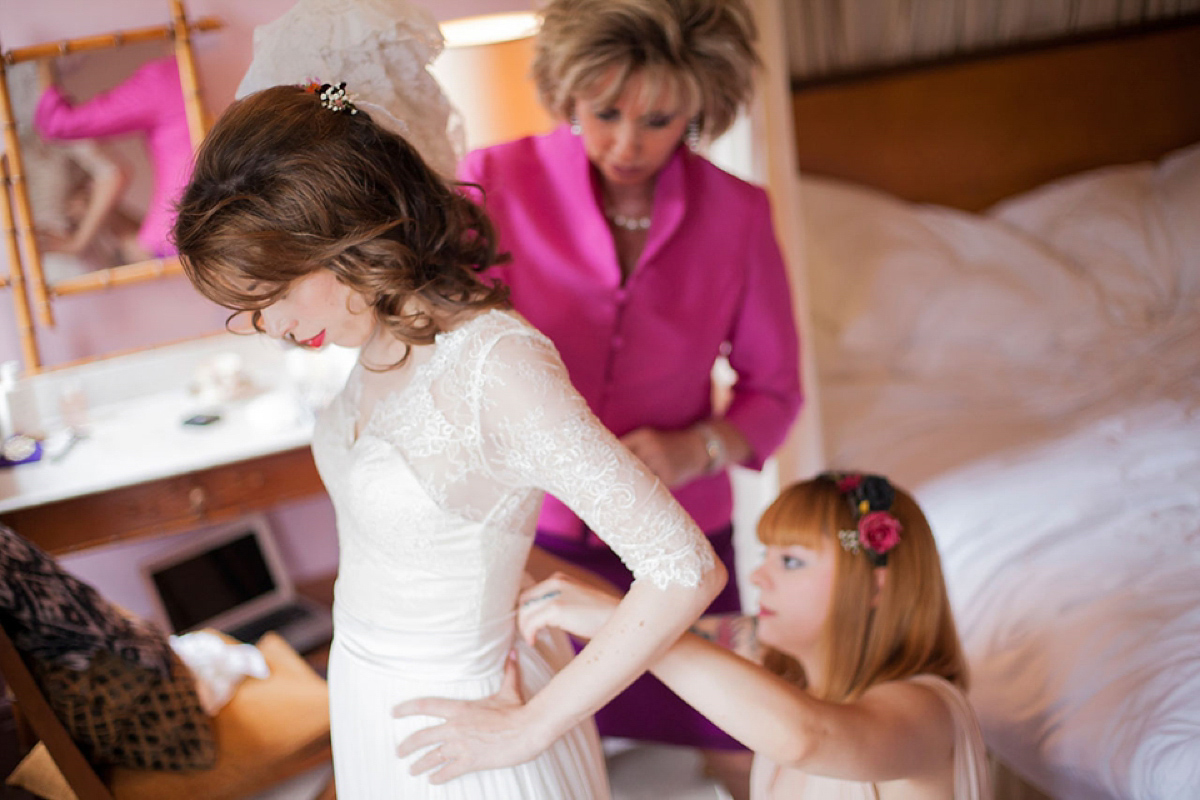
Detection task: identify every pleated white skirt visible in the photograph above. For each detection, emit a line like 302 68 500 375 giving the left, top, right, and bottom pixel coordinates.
328 606 610 799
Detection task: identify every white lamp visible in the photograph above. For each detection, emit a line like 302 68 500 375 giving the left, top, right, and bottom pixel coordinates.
432 12 556 151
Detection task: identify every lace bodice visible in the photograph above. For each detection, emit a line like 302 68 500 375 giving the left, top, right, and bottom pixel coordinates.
312 311 715 632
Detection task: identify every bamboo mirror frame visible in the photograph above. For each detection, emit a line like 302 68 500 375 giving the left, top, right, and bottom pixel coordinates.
0 0 220 372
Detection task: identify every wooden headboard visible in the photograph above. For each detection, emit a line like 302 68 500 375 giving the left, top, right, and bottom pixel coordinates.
791 19 1200 211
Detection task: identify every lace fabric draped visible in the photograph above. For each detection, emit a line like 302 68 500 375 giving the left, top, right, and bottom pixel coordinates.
236 0 464 178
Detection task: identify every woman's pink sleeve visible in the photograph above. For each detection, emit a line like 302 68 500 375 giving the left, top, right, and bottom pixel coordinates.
34 60 166 140
722 189 804 469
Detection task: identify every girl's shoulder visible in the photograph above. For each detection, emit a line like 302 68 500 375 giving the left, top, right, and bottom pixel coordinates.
861 674 963 715
850 675 961 753
894 675 991 798
900 675 985 743
900 675 972 716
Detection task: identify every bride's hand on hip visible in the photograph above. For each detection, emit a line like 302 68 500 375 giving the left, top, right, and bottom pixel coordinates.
393 652 550 783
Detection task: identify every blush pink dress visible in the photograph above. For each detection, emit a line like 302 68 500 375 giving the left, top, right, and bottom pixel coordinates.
749 676 992 799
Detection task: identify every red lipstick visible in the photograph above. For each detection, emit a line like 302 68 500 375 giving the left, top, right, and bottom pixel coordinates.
298 330 326 348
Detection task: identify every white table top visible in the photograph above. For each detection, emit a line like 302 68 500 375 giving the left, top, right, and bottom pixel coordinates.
0 333 355 514
0 388 316 513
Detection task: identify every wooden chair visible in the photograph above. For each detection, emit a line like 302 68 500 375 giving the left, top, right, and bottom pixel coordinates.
0 627 334 800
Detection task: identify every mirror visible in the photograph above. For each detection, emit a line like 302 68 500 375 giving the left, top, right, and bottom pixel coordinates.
0 0 220 370
0 154 38 369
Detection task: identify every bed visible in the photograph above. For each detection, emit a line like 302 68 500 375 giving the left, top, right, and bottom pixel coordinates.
790 19 1200 800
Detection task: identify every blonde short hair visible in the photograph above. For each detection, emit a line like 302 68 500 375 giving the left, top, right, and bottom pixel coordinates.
532 0 760 141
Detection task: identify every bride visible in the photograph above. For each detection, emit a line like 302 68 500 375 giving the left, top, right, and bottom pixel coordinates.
172 83 726 798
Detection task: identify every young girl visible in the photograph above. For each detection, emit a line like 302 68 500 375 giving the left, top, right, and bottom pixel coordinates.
172 84 726 798
518 473 992 799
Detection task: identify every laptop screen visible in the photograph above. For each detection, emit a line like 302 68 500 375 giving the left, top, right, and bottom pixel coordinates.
148 530 277 632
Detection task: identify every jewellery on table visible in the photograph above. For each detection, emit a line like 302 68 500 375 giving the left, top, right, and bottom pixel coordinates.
694 421 726 475
0 434 41 466
605 209 651 232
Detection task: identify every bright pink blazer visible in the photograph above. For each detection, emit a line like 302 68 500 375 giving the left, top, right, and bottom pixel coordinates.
460 125 803 541
35 57 191 259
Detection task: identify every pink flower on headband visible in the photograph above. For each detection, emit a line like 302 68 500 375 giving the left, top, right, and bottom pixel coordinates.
858 512 902 555
837 474 863 492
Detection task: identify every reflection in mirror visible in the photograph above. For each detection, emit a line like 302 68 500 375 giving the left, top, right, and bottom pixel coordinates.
9 44 179 284
0 0 221 372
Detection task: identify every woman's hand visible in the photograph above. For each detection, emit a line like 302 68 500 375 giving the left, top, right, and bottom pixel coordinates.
36 58 58 90
517 573 622 645
36 230 74 254
393 651 551 783
620 427 709 487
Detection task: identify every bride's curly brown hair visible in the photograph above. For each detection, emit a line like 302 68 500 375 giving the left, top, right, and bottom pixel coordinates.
173 85 508 354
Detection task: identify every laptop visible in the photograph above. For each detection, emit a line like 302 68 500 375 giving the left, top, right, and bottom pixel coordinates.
140 514 334 654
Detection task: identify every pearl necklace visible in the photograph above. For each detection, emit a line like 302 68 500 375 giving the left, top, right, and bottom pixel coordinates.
606 210 651 232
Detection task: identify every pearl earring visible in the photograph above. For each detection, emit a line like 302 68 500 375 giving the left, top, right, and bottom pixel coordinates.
570 116 582 136
686 117 702 152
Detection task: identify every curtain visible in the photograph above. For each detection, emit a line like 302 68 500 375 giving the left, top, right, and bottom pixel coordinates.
785 0 1200 80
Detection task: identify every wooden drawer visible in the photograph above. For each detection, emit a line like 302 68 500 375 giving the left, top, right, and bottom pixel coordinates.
0 447 325 555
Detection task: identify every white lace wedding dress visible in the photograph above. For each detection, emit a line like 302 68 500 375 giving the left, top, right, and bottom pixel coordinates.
312 310 716 798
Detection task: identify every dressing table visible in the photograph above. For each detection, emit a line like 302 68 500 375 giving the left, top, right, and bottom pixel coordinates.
0 333 350 556
0 0 332 556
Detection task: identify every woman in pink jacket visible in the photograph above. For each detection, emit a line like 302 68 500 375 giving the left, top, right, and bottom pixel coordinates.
36 56 192 260
458 1 802 795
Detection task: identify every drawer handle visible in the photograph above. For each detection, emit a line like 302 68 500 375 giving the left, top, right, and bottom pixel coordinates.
188 486 207 515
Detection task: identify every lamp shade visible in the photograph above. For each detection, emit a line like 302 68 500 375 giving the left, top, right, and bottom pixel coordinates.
431 12 556 152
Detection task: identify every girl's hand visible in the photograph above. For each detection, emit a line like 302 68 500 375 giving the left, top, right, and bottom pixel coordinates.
517 573 621 645
393 651 550 783
619 427 708 487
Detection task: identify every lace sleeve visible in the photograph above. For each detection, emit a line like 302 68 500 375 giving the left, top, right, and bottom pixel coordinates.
476 330 716 590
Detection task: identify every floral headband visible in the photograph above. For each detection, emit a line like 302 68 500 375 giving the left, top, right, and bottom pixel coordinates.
822 471 903 567
301 80 358 115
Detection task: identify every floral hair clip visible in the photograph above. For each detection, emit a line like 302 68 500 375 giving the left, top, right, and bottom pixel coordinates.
301 80 358 115
822 471 903 566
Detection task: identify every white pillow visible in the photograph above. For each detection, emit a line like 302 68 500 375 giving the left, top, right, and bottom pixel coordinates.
989 141 1200 329
801 175 1104 384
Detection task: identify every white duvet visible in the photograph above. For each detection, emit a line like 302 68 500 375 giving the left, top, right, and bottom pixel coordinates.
802 142 1200 799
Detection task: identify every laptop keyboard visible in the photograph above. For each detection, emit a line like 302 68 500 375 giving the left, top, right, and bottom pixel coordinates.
225 603 312 645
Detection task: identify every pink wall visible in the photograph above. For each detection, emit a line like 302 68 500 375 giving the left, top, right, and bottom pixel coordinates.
0 0 528 369
0 0 528 618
